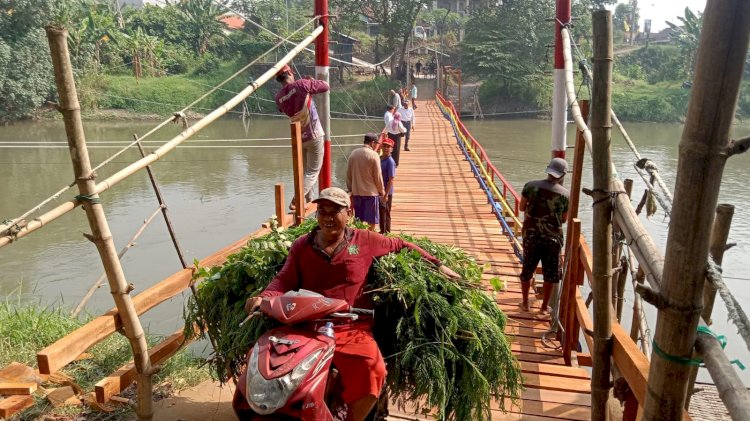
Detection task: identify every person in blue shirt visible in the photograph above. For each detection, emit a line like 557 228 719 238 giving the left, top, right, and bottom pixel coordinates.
379 138 397 234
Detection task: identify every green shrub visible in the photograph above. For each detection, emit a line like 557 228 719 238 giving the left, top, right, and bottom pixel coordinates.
191 53 222 76
612 81 690 122
615 45 686 84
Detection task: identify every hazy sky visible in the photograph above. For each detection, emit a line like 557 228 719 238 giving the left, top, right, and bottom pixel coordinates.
623 0 707 33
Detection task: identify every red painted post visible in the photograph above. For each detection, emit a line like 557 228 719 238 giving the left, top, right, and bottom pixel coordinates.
551 0 571 159
314 0 331 189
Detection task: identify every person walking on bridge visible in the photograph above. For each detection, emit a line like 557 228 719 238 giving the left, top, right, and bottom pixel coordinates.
379 138 396 234
347 133 386 230
399 100 415 152
409 82 418 109
519 158 570 314
275 64 329 209
384 106 406 166
389 89 402 110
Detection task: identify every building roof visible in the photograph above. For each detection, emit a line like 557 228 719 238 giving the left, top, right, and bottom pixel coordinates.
220 15 245 30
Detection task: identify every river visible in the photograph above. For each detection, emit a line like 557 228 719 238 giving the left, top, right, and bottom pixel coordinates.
1 115 748 383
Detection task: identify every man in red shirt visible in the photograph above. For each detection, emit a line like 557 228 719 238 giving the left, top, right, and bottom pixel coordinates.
275 64 330 209
245 187 459 421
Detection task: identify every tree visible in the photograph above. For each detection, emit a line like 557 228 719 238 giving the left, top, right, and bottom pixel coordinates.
666 7 703 79
331 0 428 78
462 0 554 83
0 0 61 123
178 0 228 56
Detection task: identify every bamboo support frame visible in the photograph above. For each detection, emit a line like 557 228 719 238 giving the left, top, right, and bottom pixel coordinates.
45 26 154 421
590 11 614 420
71 205 164 318
0 25 323 250
135 140 189 269
694 326 750 420
643 0 750 417
561 25 665 295
562 219 582 365
685 203 735 408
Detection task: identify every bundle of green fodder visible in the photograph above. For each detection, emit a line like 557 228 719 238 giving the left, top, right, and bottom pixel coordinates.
184 220 522 421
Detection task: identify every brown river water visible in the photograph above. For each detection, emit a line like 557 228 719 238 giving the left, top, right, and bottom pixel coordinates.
1 115 748 382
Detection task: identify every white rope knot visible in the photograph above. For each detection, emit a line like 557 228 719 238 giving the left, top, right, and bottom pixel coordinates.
172 112 188 129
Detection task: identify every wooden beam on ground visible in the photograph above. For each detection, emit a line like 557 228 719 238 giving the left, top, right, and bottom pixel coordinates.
0 395 34 418
0 383 37 395
95 329 186 403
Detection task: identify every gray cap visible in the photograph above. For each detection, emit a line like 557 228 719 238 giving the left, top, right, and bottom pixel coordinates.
313 187 350 207
546 157 568 178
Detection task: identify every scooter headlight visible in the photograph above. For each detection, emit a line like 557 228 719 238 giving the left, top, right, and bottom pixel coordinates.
246 346 323 415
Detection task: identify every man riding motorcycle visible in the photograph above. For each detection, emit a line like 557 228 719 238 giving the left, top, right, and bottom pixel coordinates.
245 187 460 421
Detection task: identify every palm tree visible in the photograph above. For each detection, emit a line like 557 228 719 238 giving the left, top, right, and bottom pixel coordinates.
666 7 703 80
177 0 227 56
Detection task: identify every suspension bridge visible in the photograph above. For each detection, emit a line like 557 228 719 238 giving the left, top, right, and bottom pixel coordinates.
2 0 750 420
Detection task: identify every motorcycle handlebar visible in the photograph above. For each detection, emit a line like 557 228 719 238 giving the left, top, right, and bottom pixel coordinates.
350 308 375 316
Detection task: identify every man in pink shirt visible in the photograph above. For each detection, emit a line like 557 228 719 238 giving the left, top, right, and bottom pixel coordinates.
275 64 330 209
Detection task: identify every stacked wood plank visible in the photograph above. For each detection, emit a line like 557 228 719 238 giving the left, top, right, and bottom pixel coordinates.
388 100 592 420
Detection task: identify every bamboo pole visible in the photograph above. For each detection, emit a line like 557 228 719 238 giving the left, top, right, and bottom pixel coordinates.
703 204 735 323
290 122 305 224
0 25 324 250
563 219 582 365
642 0 750 418
45 26 154 421
613 179 633 322
561 100 588 365
560 25 665 294
135 140 188 269
71 206 163 318
590 11 614 420
695 325 750 420
685 203 735 408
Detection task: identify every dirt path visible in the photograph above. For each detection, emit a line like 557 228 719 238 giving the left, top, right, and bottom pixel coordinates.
152 380 236 421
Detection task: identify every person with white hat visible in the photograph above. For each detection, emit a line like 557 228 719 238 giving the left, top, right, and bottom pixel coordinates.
518 157 570 314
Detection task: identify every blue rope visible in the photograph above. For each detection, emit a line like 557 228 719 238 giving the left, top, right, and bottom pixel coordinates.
436 99 523 263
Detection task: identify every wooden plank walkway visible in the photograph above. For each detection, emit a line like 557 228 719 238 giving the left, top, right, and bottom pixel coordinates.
387 100 592 420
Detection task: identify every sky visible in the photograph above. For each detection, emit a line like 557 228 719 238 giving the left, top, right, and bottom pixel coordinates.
620 0 708 33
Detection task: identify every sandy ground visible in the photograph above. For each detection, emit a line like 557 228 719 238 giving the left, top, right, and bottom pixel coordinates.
152 380 237 421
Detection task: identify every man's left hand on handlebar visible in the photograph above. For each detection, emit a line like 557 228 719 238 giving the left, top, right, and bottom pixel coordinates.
244 296 262 314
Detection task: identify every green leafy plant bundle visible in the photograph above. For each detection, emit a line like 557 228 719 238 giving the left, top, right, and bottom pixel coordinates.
184 220 522 421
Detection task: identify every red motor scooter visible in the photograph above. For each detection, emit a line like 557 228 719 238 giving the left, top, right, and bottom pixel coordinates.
232 290 379 420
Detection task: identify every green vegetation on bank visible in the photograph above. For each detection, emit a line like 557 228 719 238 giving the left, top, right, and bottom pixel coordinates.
0 300 209 420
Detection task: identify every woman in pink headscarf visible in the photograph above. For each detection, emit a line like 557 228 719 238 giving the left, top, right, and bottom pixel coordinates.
385 109 406 166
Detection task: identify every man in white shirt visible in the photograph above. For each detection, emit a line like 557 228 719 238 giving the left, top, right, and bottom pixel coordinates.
399 101 415 151
389 89 402 110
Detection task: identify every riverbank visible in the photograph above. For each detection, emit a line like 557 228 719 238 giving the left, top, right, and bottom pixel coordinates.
30 65 398 124
0 301 209 420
